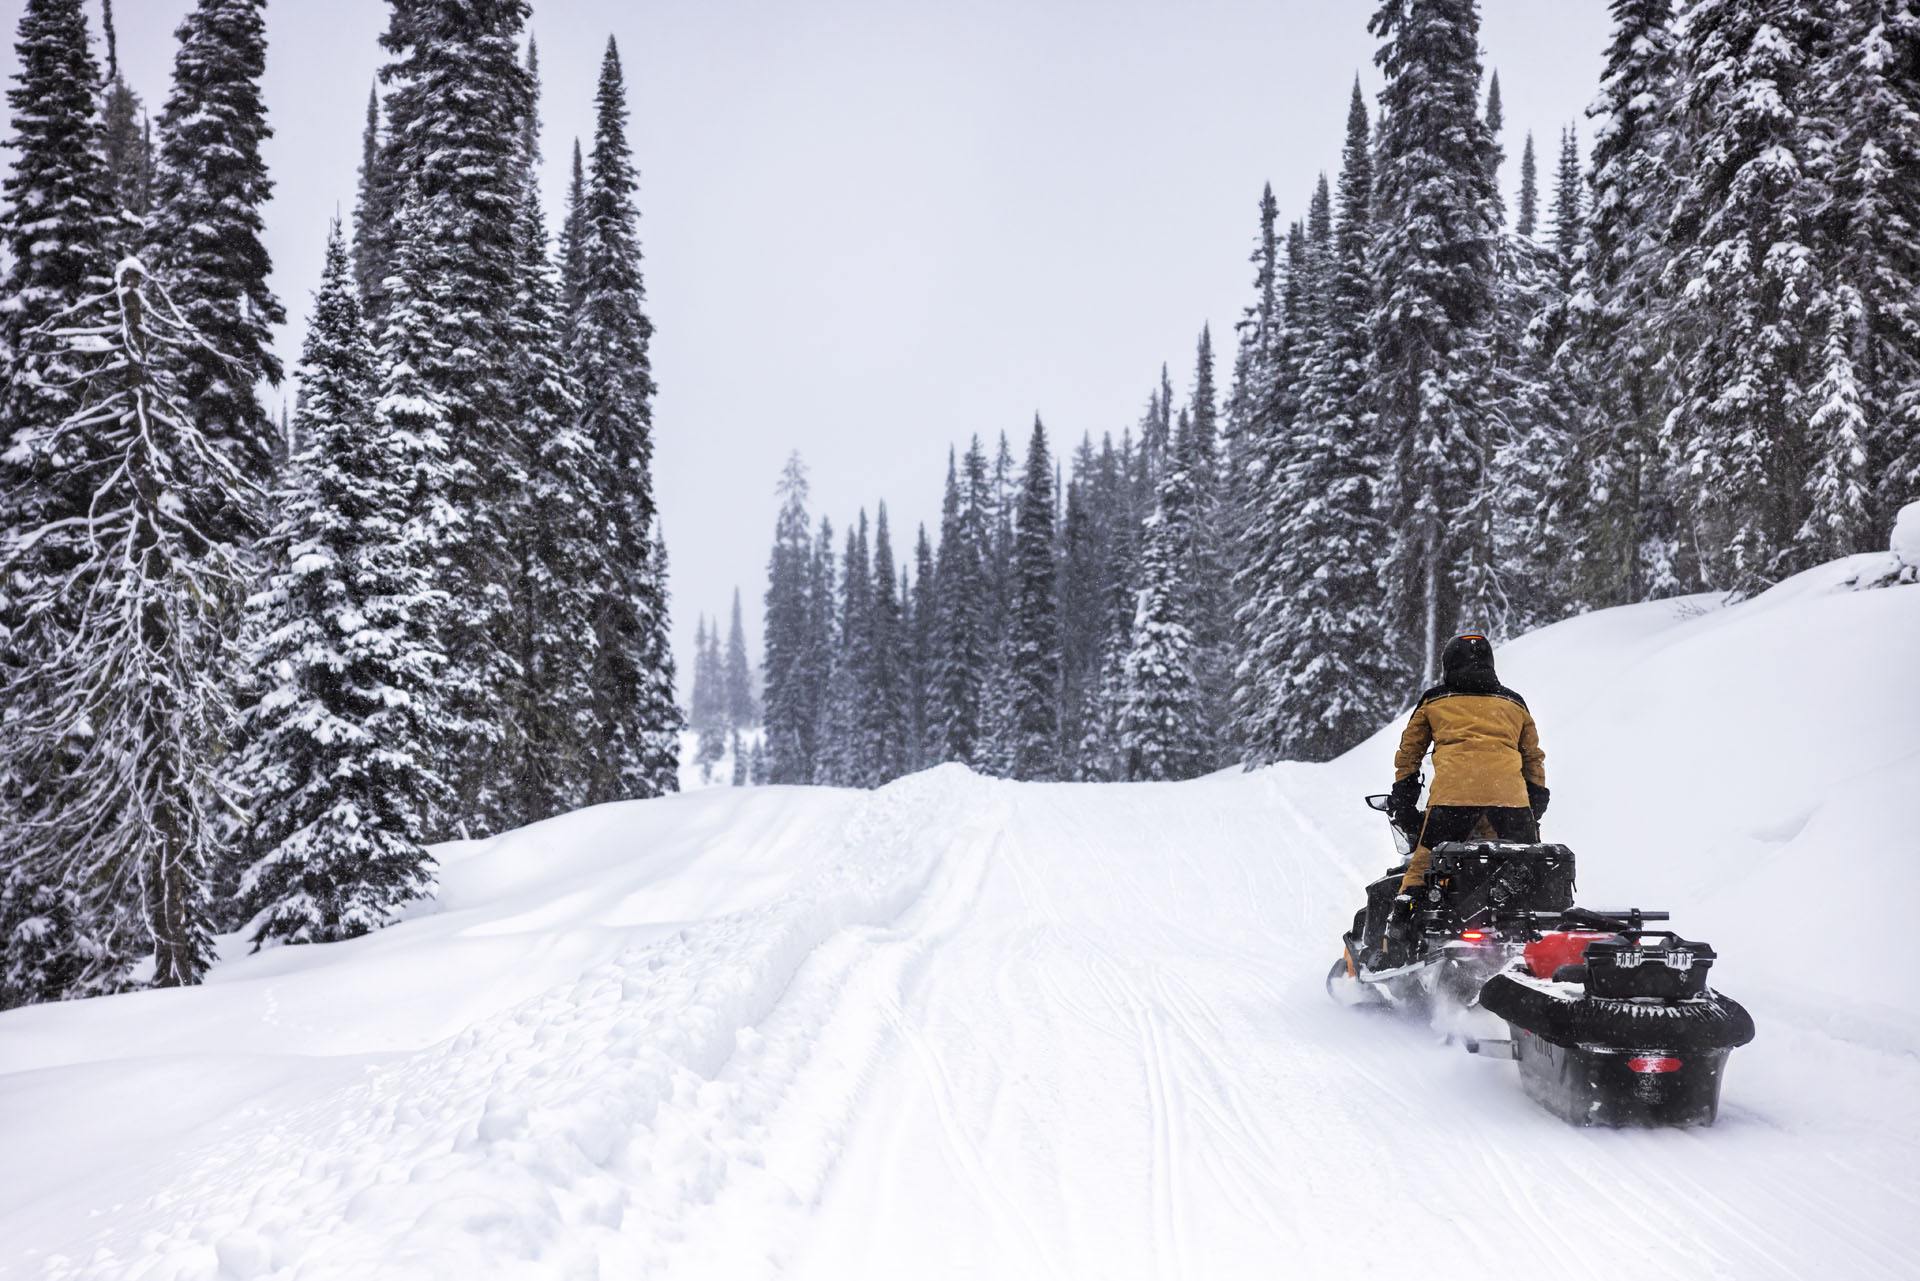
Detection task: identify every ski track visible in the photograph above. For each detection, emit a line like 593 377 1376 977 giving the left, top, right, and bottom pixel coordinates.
3 762 1915 1279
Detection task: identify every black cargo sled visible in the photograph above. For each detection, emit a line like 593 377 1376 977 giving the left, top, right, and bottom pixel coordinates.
1328 796 1755 1127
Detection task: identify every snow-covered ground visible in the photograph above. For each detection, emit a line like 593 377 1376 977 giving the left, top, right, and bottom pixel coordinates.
3 558 1916 1280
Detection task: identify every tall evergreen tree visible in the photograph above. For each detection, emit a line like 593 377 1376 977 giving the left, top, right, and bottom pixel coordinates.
1123 467 1204 782
1245 81 1404 762
864 505 909 783
1006 420 1062 780
373 0 540 823
1 0 114 461
1811 0 1920 539
2 258 259 989
351 84 382 302
762 456 816 783
238 222 446 946
932 447 987 765
907 527 937 771
573 38 681 801
724 588 756 729
1516 131 1539 239
149 0 284 492
1566 0 1688 607
1367 0 1504 681
1663 0 1825 594
98 0 149 251
504 52 599 824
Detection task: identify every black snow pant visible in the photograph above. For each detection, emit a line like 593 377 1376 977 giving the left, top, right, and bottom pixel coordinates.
1399 805 1540 890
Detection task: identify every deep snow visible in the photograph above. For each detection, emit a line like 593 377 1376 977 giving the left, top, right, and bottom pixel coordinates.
2 559 1916 1280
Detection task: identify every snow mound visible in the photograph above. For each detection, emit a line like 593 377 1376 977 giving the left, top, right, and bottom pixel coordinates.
2 567 1915 1280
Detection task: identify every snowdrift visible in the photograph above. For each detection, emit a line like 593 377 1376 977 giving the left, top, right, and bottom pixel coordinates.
2 557 1915 1280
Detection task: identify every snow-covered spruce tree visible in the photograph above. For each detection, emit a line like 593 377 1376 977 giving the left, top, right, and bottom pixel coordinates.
1810 0 1920 540
559 138 587 338
1056 455 1104 776
350 83 383 303
574 38 680 802
931 448 986 765
1123 468 1205 783
504 74 600 824
1232 209 1318 756
0 0 122 998
373 0 537 824
724 587 756 730
690 614 715 730
1564 0 1687 608
815 514 869 786
98 1 150 254
1005 420 1062 780
730 728 747 786
238 222 446 946
1246 82 1404 763
863 505 910 783
1798 291 1874 559
1663 0 1825 595
1 0 114 466
1488 125 1584 636
1173 327 1233 768
148 0 283 495
3 259 261 988
802 516 838 773
1367 0 1505 682
1516 130 1539 240
907 528 936 771
761 455 816 784
692 617 725 781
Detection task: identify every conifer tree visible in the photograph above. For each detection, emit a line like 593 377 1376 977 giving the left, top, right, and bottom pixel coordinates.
1566 0 1688 607
932 448 986 765
149 0 284 492
1367 0 1504 680
559 138 588 336
1123 468 1204 782
907 527 936 770
99 1 149 251
351 84 382 301
573 38 680 801
1810 0 1920 536
2 258 260 989
504 56 599 823
1664 0 1825 594
1244 82 1404 762
372 0 540 823
724 588 756 729
239 222 446 946
762 456 816 783
1006 420 1062 780
1516 131 1539 239
864 505 909 782
1 0 115 458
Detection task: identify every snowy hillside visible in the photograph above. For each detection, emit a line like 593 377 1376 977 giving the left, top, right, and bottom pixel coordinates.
2 562 1915 1280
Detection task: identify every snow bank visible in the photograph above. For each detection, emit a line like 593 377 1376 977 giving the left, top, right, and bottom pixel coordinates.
1 559 1914 1280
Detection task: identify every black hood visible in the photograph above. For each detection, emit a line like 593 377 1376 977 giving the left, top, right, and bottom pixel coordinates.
1442 633 1500 694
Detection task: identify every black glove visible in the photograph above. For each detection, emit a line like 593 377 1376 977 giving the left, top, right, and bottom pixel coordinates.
1527 782 1551 820
1388 774 1422 832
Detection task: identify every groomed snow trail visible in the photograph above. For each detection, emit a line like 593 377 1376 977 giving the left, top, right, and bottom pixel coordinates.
3 562 1917 1279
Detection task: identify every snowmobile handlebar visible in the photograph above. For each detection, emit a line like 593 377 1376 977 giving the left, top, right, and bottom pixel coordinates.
1534 907 1670 931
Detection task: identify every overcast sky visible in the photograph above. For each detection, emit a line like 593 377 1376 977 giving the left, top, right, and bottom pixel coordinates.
7 0 1612 689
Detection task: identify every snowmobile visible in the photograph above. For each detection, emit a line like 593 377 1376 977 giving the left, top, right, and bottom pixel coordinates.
1327 796 1755 1127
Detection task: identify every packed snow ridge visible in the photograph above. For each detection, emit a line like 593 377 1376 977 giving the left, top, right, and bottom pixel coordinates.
3 553 1916 1280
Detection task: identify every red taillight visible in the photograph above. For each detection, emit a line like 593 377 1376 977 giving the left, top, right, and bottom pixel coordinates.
1459 929 1487 942
1628 1056 1682 1074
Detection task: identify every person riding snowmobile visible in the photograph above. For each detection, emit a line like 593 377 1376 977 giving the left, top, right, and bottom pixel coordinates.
1380 633 1548 962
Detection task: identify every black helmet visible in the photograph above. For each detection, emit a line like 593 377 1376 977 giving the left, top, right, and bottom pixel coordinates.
1441 633 1497 689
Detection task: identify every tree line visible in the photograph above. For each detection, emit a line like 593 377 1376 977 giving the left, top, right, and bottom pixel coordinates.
0 0 681 1006
759 0 1920 789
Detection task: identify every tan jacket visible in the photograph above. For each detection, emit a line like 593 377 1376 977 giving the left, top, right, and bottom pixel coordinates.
1393 687 1545 809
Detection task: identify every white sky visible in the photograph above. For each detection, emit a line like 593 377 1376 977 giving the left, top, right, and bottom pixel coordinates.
7 0 1612 687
